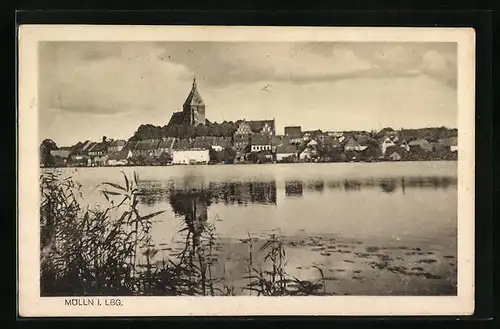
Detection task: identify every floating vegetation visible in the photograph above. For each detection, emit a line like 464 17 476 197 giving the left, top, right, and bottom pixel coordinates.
418 259 438 264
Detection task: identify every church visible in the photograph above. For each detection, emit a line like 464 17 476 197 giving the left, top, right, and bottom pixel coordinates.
168 77 207 126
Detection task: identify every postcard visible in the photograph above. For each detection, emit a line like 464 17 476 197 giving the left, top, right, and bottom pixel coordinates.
17 25 475 317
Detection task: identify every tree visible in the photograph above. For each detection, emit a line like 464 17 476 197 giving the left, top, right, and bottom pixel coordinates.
40 139 58 167
222 147 236 164
159 152 172 165
209 148 221 163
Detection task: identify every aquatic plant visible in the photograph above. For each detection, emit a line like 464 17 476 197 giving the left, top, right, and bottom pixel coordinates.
242 234 326 296
40 171 166 296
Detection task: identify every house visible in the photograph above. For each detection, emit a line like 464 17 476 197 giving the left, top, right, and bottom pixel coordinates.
192 137 212 150
299 147 316 160
431 141 446 153
250 134 272 152
154 137 177 157
388 151 402 161
132 139 161 157
343 138 367 152
88 142 108 166
306 139 319 148
284 126 302 143
442 137 458 152
398 140 410 152
107 149 132 166
209 137 233 152
385 145 407 161
174 138 194 151
234 121 253 152
247 119 276 136
88 142 109 166
172 149 210 165
409 139 433 152
80 140 95 155
270 135 290 153
50 149 72 159
302 131 312 142
276 145 297 162
108 140 127 153
321 136 340 149
381 137 396 154
50 149 72 165
326 131 344 138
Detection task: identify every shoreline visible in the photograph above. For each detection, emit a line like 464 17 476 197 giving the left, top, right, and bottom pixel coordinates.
40 159 458 169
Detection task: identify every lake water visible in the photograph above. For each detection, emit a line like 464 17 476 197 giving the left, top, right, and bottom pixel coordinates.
48 161 458 296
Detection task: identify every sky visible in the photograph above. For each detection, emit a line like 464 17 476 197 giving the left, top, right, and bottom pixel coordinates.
39 41 457 146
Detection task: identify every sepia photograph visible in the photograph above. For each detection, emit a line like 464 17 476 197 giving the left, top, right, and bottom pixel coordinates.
18 25 475 316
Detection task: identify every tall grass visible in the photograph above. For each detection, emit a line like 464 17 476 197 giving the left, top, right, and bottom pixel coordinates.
242 234 327 296
40 171 328 297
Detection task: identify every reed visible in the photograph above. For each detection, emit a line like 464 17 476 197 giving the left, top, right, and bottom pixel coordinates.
40 171 328 296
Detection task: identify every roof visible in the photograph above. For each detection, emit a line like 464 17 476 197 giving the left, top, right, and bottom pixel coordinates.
183 78 205 107
173 138 193 150
50 150 71 158
81 140 94 152
271 135 285 145
89 142 107 152
441 137 458 147
409 139 431 146
212 137 233 148
344 138 360 148
193 137 212 149
158 137 176 149
135 139 160 150
235 121 253 135
284 126 302 137
385 145 407 155
108 150 129 160
109 139 126 147
124 140 138 150
276 144 297 154
321 136 339 147
247 120 275 134
168 111 184 125
250 134 271 145
388 152 402 158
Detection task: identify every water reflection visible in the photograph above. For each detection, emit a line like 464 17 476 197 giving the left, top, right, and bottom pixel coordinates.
169 189 210 241
137 176 456 206
285 181 303 197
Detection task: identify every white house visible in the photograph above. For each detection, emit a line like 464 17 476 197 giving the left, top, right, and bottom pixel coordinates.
381 137 396 154
172 149 210 165
344 138 366 152
306 139 318 148
107 150 132 166
250 134 272 152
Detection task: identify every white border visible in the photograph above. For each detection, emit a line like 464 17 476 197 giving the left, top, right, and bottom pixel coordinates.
17 25 476 317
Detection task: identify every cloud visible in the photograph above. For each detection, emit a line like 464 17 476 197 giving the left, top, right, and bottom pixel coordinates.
39 41 457 120
40 42 191 115
156 42 375 87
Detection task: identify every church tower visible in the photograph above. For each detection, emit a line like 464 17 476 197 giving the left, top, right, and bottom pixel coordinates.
182 77 206 126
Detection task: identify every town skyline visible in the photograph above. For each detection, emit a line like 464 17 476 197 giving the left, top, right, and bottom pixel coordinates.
39 41 457 145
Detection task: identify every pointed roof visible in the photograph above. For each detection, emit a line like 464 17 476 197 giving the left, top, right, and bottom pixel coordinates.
183 77 205 107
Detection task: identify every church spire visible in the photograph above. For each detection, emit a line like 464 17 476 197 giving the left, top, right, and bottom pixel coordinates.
183 74 205 107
